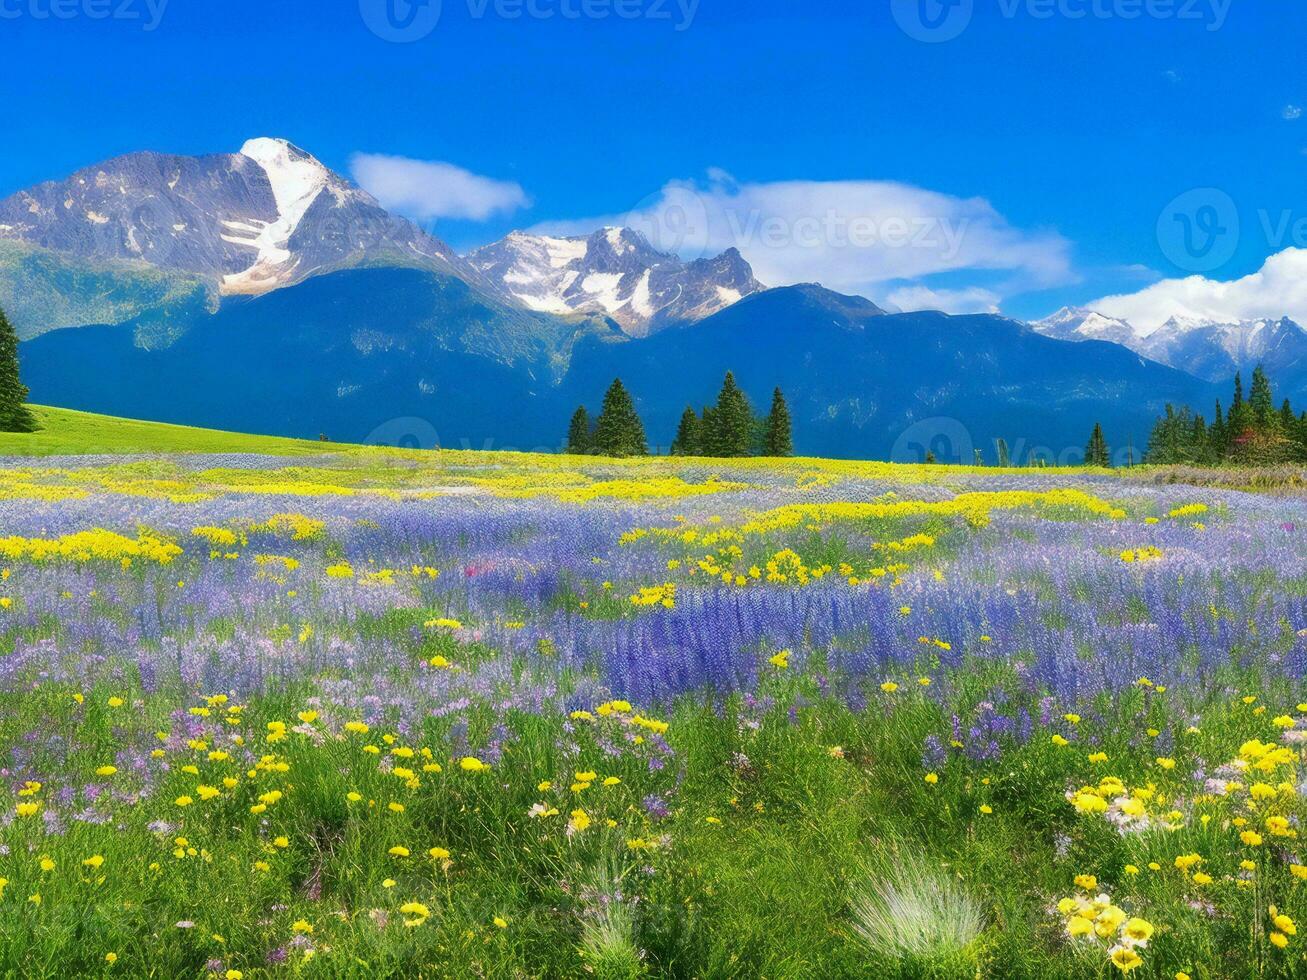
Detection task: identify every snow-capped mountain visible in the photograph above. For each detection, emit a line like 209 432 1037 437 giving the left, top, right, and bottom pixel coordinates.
0 137 464 298
1029 306 1143 348
1030 306 1307 384
1137 315 1307 383
466 227 762 337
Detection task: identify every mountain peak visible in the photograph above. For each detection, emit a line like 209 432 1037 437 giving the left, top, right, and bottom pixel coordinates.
0 138 463 321
466 228 762 336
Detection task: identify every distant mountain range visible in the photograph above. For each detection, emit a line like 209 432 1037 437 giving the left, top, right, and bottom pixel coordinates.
1030 307 1307 392
1 136 1283 459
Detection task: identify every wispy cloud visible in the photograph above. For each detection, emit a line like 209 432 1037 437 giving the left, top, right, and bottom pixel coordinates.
533 172 1072 304
1284 104 1303 121
884 285 1002 315
350 153 530 222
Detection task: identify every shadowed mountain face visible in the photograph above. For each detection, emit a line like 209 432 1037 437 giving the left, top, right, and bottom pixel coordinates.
20 271 1215 461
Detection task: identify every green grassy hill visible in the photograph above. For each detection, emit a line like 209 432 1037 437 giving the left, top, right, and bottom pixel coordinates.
0 406 336 456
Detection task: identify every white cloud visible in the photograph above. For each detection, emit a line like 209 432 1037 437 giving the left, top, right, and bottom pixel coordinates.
884 285 1002 315
1285 105 1304 121
531 172 1072 300
350 153 529 222
1090 247 1307 332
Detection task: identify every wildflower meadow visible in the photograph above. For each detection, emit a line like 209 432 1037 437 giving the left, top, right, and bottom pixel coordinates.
2 444 1306 978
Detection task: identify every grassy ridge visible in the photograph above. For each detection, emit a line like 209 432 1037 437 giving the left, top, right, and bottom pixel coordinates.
0 406 335 456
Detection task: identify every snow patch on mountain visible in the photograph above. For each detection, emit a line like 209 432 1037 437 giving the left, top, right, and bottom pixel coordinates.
1031 306 1307 383
467 227 763 336
220 139 335 294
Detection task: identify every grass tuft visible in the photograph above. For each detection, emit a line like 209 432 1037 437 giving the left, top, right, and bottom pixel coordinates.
850 847 983 970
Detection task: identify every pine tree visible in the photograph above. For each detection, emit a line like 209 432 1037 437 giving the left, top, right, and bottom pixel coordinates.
670 406 701 456
1084 422 1110 467
1210 399 1227 457
1250 365 1275 428
704 371 753 457
592 378 647 457
1191 414 1210 464
762 387 793 456
995 438 1011 468
0 306 35 433
1228 371 1251 437
566 406 592 454
1281 398 1296 431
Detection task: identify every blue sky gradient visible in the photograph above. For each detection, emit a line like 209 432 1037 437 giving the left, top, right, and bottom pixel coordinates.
1 0 1303 319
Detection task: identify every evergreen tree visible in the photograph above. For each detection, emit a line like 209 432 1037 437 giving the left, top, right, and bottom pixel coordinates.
0 306 35 434
1281 398 1296 431
670 406 701 456
924 450 937 464
1250 365 1275 428
1084 423 1110 467
1210 399 1227 456
566 406 592 454
1190 414 1211 464
704 371 753 457
592 378 647 457
1228 371 1251 436
995 438 1011 468
762 387 793 456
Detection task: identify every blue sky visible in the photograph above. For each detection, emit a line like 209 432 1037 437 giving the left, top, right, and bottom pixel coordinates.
1 0 1304 321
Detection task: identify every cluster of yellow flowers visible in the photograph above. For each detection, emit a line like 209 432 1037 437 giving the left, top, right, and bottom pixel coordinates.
1056 880 1156 974
629 582 676 608
1119 546 1164 563
494 476 748 503
0 529 181 565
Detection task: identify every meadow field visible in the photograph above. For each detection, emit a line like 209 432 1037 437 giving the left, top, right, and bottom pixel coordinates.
1 414 1306 977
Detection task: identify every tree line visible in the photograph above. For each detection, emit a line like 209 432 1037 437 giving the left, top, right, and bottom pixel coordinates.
1145 365 1307 465
566 372 793 457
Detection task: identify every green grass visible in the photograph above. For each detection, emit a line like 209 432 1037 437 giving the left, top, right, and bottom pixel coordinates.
0 406 338 456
